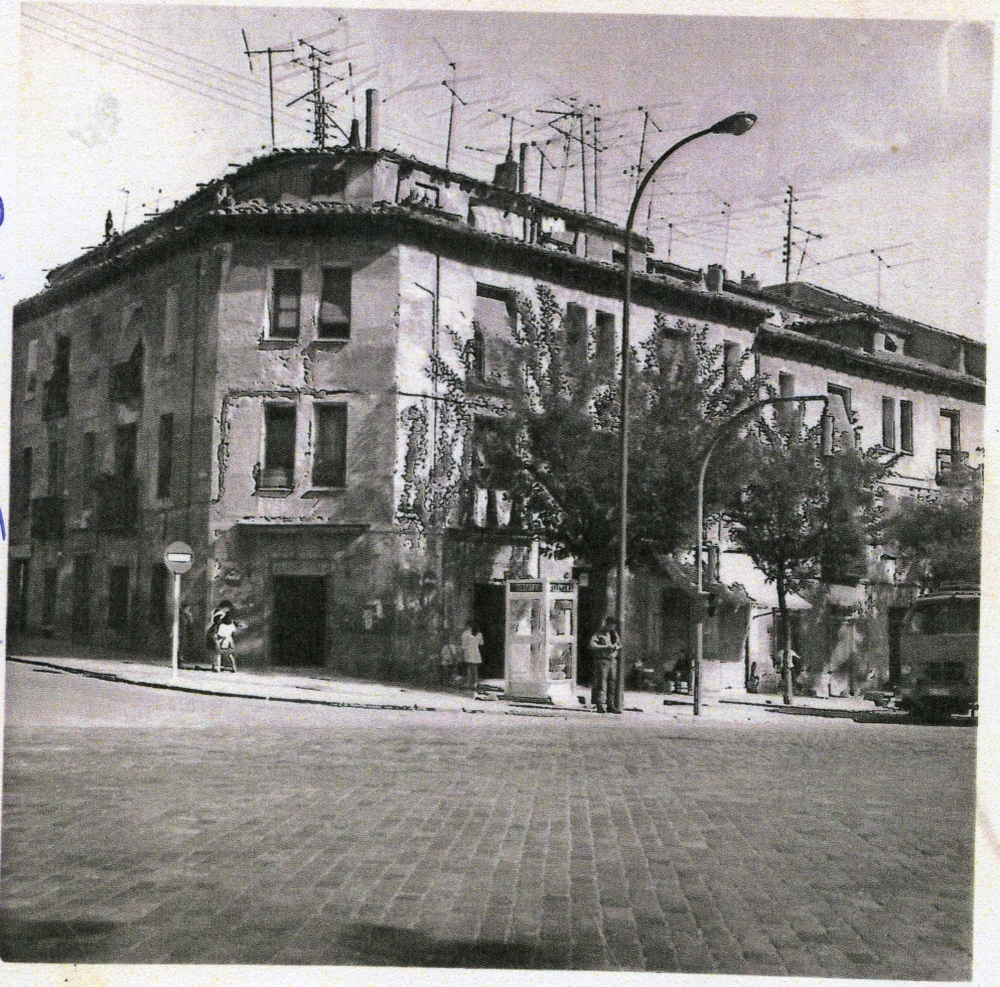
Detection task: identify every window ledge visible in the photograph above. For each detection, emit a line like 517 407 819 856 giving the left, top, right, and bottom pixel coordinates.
258 338 298 350
255 487 294 498
307 339 350 353
302 487 347 497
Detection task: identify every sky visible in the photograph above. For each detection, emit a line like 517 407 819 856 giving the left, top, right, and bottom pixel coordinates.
10 4 995 341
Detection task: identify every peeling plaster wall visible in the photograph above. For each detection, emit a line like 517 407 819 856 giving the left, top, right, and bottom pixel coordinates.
8 247 224 651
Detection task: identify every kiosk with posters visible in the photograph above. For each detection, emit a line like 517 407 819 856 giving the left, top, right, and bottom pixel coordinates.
504 579 578 704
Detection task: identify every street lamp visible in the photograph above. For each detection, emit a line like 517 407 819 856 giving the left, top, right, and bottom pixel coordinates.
614 112 757 713
691 395 834 715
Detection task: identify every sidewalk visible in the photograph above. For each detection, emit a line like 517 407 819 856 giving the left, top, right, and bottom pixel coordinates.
3 636 880 721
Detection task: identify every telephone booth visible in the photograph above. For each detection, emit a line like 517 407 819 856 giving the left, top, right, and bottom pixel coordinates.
504 579 578 704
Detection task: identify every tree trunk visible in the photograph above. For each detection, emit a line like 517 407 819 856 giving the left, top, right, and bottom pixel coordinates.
776 571 793 706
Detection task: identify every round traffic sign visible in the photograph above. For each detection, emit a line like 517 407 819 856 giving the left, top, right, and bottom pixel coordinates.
164 541 194 574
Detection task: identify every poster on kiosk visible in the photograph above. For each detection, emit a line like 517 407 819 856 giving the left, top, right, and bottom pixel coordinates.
504 580 578 704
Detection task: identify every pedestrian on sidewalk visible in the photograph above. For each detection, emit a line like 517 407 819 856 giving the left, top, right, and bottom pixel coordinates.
207 601 239 673
440 640 459 687
461 623 484 691
179 604 196 668
589 616 621 714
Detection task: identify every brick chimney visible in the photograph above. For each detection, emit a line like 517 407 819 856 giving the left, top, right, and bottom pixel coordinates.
493 152 519 190
740 270 761 291
706 264 726 293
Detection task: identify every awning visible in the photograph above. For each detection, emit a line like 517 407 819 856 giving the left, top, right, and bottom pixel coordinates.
718 551 812 611
653 555 751 610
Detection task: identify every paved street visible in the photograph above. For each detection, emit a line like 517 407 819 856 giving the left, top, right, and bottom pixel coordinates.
1 660 976 977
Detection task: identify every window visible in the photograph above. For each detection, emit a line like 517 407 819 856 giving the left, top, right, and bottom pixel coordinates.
26 339 38 394
941 409 962 458
723 341 741 387
473 284 517 381
595 311 615 361
262 404 296 489
43 568 58 627
882 397 896 451
312 404 348 487
115 424 138 478
900 400 913 454
157 414 174 498
19 447 33 518
827 383 853 438
108 565 130 630
470 416 519 528
149 565 169 629
311 165 349 196
319 268 352 340
47 433 65 497
271 269 302 339
777 371 797 428
163 287 179 356
565 303 587 348
43 337 71 420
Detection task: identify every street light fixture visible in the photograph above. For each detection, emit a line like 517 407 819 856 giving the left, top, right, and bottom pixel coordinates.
692 396 834 715
613 112 757 714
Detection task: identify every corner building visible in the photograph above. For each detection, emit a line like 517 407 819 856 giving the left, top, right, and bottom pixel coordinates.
8 128 984 692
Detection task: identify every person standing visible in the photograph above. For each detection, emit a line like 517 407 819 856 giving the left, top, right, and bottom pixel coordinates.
461 623 484 691
589 616 621 713
209 602 239 673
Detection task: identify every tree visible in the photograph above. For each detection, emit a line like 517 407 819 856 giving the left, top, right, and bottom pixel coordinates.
885 479 982 588
398 285 768 585
725 413 896 702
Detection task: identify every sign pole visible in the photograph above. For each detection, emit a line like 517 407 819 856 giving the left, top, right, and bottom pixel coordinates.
163 541 195 681
171 572 182 680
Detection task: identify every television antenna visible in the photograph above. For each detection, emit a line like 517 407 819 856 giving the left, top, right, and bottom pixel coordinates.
242 30 295 149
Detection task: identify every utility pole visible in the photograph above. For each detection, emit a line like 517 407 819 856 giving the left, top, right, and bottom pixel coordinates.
243 30 295 149
783 185 794 283
288 40 345 150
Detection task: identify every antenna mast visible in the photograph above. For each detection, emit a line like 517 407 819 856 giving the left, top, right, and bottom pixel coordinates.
288 40 345 149
243 30 295 149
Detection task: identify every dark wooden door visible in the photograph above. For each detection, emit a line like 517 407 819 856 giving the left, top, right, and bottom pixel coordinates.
272 576 327 666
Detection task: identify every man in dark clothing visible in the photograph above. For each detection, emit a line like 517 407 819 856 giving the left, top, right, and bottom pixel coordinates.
589 616 621 713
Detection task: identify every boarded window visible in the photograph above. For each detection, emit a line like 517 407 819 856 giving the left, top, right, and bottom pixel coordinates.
312 404 348 487
271 269 302 339
882 397 896 451
157 414 174 498
263 404 296 489
900 400 914 454
319 268 351 339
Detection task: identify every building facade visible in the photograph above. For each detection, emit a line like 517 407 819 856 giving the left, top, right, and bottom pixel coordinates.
9 120 984 692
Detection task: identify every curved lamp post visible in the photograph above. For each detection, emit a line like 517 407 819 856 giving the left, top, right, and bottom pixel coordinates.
691 395 833 715
614 112 757 714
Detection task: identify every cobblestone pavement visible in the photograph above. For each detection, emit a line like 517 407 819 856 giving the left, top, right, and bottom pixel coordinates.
1 662 976 977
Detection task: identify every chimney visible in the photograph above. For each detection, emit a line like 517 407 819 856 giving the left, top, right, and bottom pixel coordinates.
706 264 726 293
493 152 519 191
365 89 379 150
740 270 761 291
348 118 361 148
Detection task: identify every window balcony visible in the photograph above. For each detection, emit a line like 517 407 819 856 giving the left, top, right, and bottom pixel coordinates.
30 496 65 539
936 449 981 488
91 474 139 533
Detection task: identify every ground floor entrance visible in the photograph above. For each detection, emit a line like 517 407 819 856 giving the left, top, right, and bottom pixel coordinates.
271 576 327 666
